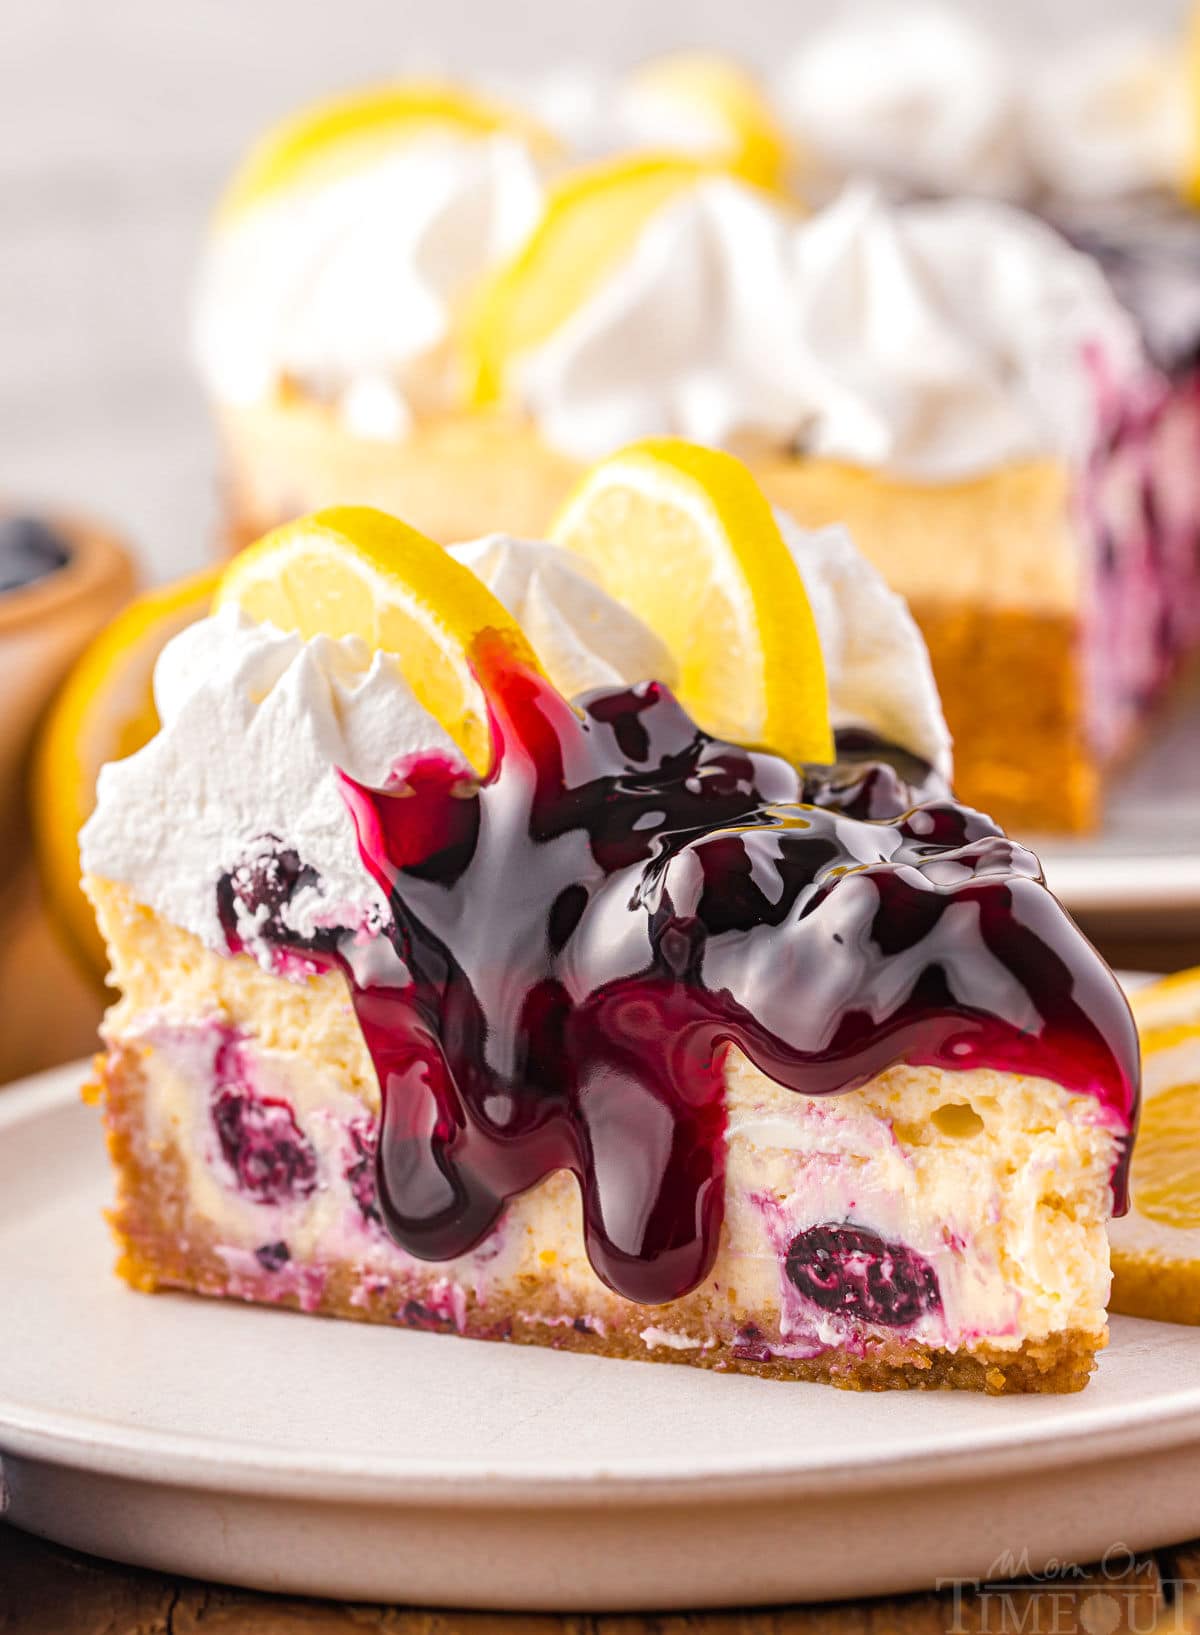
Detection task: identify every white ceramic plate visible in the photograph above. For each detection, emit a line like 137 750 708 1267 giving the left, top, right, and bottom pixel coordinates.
1036 671 1200 913
3 1061 1200 1612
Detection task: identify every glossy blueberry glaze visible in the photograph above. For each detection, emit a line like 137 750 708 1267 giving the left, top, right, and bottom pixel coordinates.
267 639 1138 1307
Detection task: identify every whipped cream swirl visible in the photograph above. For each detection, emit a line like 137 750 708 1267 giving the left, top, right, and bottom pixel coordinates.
778 3 1027 202
82 539 677 957
515 179 1141 479
779 4 1190 207
83 523 951 957
1024 31 1190 204
193 133 543 434
447 535 678 698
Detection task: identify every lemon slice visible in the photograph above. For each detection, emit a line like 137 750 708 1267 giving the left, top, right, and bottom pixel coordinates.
214 505 540 773
625 52 788 190
1131 964 1200 1050
1182 4 1200 204
220 81 555 222
549 439 833 765
467 153 713 405
34 567 221 983
1111 966 1200 1323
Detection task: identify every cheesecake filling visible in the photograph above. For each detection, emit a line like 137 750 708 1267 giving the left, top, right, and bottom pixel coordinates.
97 996 1118 1355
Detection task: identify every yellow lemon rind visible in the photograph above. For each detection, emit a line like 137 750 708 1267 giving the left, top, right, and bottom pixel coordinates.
550 438 833 767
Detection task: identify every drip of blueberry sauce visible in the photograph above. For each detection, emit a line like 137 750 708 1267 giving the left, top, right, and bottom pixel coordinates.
222 639 1139 1308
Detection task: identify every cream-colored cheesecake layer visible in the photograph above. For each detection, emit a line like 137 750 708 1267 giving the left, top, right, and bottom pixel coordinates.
217 396 1081 616
89 877 1118 1354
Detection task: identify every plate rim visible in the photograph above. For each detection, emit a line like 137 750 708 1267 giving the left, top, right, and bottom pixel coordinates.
5 1056 1200 1510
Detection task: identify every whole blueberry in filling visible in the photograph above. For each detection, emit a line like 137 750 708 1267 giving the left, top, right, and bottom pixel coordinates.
344 1122 381 1226
212 1088 317 1206
254 1240 291 1273
785 1224 942 1328
216 840 342 956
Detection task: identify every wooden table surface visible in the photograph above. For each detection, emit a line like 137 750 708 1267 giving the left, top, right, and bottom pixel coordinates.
4 1522 1200 1634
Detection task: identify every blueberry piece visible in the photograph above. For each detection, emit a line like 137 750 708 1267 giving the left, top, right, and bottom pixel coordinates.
0 516 71 594
399 1299 456 1333
212 1089 318 1206
344 1121 381 1225
254 1241 291 1272
785 1223 941 1328
216 841 339 955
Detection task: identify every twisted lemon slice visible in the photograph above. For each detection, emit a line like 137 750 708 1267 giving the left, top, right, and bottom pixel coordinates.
550 440 833 766
468 153 714 405
1110 966 1200 1323
625 52 788 190
215 505 540 773
35 567 221 981
219 81 555 221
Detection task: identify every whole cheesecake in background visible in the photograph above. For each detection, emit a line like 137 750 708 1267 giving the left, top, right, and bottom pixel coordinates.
194 77 1199 834
81 446 1139 1392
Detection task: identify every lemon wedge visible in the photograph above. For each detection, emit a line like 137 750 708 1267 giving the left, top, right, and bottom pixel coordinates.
34 567 221 983
625 52 788 190
549 439 833 765
1110 966 1200 1323
214 505 540 773
220 81 555 222
467 153 713 405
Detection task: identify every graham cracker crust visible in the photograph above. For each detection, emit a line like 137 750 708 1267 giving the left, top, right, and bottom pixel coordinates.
93 1045 1104 1396
1111 1249 1200 1326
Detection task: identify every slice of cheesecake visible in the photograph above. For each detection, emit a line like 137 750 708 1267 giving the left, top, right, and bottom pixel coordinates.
81 470 1138 1393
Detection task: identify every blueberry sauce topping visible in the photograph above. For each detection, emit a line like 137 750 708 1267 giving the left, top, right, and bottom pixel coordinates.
0 516 71 595
221 640 1137 1306
785 1224 942 1328
266 640 1137 1307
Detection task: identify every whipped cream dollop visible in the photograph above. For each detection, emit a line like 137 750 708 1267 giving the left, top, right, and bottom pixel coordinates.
779 4 1190 207
516 179 1141 479
1024 32 1190 203
193 133 543 433
447 535 678 698
83 523 951 954
82 607 449 954
774 513 950 779
81 540 677 956
777 3 1027 202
